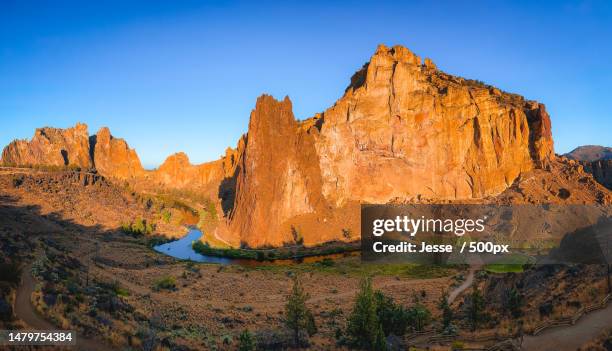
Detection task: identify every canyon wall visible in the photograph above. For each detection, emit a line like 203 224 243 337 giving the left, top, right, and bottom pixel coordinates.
221 45 556 246
2 44 572 248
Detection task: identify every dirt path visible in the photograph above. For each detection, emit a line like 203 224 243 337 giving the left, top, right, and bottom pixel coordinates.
448 265 479 303
15 265 55 331
521 300 612 351
15 264 115 351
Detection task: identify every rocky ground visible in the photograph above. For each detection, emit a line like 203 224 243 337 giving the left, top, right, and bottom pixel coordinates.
0 170 455 350
0 168 610 351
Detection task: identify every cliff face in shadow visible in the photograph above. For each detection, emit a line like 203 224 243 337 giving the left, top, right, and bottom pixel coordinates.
565 146 612 190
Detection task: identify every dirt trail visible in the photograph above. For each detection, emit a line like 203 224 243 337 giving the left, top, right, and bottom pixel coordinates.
15 264 115 351
448 265 479 303
521 300 612 351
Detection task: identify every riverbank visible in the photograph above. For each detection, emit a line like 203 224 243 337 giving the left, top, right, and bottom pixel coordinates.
192 238 361 262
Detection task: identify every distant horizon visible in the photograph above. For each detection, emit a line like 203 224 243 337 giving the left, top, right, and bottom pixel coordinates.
2 0 611 167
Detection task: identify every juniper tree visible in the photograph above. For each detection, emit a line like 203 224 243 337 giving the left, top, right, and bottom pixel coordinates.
468 285 485 332
438 291 453 330
346 278 387 350
285 275 316 347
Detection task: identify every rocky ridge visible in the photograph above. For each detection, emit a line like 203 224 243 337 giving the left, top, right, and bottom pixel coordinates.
2 44 609 247
2 123 92 169
565 145 612 190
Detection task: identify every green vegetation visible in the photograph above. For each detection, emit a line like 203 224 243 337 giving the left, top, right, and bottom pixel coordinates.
341 278 433 349
438 291 454 331
197 198 219 232
468 285 485 331
102 280 130 297
284 275 317 347
146 235 175 248
485 264 524 273
345 278 387 350
153 276 176 291
254 258 455 279
192 240 360 261
484 254 532 273
504 287 524 318
238 330 255 351
161 210 172 223
121 218 154 236
451 340 465 350
408 303 431 331
374 290 410 336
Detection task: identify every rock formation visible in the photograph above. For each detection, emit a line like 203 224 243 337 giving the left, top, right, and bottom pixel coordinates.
565 145 612 190
3 44 609 248
2 123 92 169
565 145 612 162
148 139 244 200
225 96 329 247
585 160 612 190
92 127 144 179
219 45 557 246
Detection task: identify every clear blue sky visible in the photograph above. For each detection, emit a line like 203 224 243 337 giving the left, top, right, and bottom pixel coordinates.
1 0 610 168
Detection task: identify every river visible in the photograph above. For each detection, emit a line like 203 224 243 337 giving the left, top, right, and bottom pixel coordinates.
153 227 360 266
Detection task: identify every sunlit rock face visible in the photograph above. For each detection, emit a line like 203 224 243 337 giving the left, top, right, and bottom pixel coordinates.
314 44 553 206
2 45 563 248
93 127 144 180
2 123 93 168
221 45 554 247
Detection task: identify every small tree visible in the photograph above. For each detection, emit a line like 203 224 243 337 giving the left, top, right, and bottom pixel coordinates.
505 287 523 318
285 275 316 347
408 304 431 331
291 226 304 246
238 329 255 351
438 291 453 330
468 285 485 331
346 278 386 350
374 290 410 336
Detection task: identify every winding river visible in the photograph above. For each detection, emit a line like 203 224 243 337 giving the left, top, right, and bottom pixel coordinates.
153 227 360 266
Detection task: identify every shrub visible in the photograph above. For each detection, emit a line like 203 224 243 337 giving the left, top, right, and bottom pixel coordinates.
505 287 523 318
451 340 465 350
238 330 255 351
11 176 24 188
438 291 453 330
103 280 130 297
291 226 304 246
161 210 172 223
468 286 485 331
221 334 233 345
342 228 352 240
153 276 176 291
407 304 431 331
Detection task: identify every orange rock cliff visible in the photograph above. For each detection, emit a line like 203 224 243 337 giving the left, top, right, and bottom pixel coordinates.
6 44 598 248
